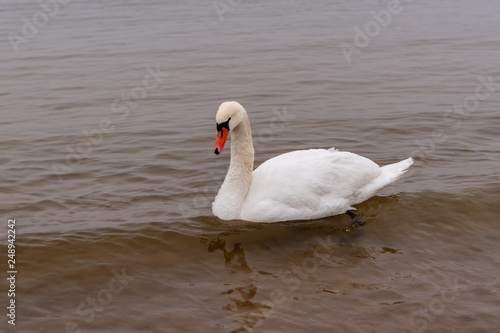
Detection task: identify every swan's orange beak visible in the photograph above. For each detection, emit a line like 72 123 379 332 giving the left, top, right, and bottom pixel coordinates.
214 128 229 155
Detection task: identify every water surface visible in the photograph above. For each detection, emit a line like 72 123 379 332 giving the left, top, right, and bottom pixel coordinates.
1 0 499 332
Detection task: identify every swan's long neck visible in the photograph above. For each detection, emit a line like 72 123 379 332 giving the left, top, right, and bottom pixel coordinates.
213 112 254 220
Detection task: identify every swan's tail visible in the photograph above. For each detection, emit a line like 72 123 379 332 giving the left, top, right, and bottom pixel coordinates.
355 157 413 203
379 157 414 183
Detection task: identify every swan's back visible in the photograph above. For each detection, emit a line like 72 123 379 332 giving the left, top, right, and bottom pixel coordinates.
240 148 401 222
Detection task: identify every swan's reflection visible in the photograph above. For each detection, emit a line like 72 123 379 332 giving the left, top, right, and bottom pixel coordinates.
201 206 393 331
206 238 271 332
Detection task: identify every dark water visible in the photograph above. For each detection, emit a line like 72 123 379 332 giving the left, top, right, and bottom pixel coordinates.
1 0 500 332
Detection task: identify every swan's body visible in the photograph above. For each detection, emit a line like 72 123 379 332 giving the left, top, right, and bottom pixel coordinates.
212 101 413 223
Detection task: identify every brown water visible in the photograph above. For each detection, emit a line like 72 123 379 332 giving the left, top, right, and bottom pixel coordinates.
1 0 500 332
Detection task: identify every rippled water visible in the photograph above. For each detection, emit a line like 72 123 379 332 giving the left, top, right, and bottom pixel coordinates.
1 0 500 332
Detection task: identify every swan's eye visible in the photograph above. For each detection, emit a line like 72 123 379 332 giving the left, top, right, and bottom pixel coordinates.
216 117 231 132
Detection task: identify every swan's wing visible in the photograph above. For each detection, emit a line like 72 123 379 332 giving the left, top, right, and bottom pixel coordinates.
240 148 381 222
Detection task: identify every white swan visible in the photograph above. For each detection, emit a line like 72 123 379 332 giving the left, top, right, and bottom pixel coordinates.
212 101 413 222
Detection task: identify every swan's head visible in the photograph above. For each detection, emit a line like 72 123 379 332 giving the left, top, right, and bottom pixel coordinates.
214 101 246 155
